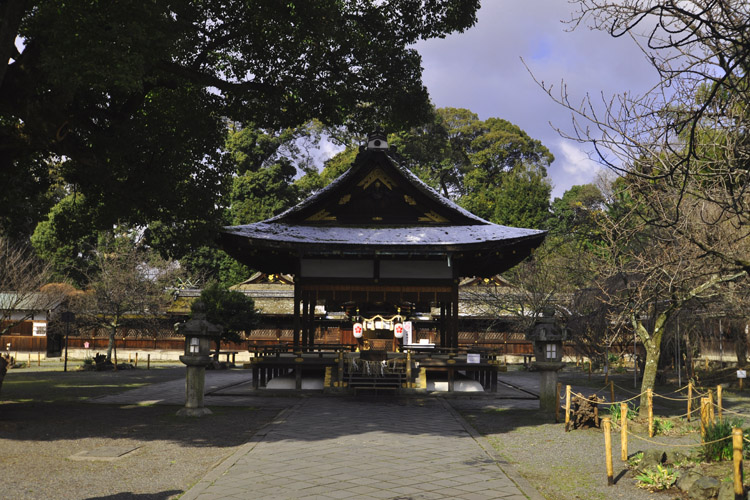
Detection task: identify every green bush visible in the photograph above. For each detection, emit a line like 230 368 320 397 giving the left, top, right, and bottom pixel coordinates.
653 417 675 435
609 401 638 421
701 418 743 462
636 464 677 491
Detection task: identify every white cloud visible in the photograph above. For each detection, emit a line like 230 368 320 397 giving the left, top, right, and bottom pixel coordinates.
549 140 603 198
415 0 658 198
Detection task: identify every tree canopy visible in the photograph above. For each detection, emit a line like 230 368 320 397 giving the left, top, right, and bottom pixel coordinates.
1 0 480 247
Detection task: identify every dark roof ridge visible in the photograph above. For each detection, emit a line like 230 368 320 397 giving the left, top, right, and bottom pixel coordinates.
265 147 489 226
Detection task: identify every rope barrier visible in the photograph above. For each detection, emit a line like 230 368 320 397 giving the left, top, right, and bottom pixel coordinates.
653 393 695 402
717 407 750 419
573 392 642 406
624 428 727 448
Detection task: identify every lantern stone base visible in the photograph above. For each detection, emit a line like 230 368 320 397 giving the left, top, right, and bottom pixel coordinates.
177 364 211 418
533 362 565 414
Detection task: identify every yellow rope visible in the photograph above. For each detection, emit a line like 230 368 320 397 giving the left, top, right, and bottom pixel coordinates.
718 406 750 419
624 429 728 448
653 393 694 402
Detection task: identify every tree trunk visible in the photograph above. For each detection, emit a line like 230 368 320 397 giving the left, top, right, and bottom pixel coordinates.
640 338 660 411
735 321 748 368
106 326 117 361
0 355 9 395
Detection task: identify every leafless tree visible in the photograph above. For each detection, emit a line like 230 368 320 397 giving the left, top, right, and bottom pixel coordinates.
0 237 61 335
594 179 746 409
531 1 750 272
71 237 181 362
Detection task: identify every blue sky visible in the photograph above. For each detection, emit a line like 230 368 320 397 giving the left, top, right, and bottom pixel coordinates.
414 1 658 199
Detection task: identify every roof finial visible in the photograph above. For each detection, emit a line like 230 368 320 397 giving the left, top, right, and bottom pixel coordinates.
366 130 388 151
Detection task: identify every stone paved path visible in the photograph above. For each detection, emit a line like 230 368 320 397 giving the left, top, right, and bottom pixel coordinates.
182 396 539 500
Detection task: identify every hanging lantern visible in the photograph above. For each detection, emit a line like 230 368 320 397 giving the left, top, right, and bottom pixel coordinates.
394 323 404 339
353 322 364 339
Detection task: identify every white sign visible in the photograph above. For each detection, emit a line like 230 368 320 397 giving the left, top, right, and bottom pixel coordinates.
32 321 47 337
403 321 413 345
467 353 481 364
737 370 747 379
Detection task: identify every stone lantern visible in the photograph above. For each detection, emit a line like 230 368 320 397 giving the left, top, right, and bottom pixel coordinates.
176 302 222 417
527 309 568 413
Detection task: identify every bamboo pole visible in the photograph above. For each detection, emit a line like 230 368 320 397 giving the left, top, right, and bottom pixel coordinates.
717 385 722 422
647 388 654 438
565 385 572 431
705 357 709 370
610 381 615 404
620 402 628 461
555 382 562 423
700 397 709 442
708 389 715 424
733 427 744 498
687 381 693 422
603 417 614 486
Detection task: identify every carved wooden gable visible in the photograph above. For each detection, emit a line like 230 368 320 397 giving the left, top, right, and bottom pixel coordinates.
279 150 480 226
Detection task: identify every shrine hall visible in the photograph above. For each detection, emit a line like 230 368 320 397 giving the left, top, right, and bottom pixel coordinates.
219 132 546 392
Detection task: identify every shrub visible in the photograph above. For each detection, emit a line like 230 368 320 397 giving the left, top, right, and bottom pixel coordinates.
701 418 743 462
609 401 638 421
653 417 675 435
636 464 677 491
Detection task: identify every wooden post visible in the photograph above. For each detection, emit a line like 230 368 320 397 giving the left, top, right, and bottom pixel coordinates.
610 381 615 404
147 353 151 370
588 360 592 380
741 378 744 391
37 351 41 366
555 382 562 423
129 353 132 363
708 389 715 424
565 385 572 431
687 381 693 422
604 368 609 385
717 385 722 422
620 403 628 461
733 427 744 499
28 352 31 367
603 417 614 486
134 352 138 368
647 388 654 438
700 397 709 442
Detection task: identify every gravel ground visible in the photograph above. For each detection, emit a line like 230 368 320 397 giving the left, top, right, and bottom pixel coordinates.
2 364 750 500
450 371 750 500
0 365 283 500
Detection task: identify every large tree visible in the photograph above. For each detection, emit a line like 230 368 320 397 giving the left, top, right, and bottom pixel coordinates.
390 108 554 228
1 0 480 246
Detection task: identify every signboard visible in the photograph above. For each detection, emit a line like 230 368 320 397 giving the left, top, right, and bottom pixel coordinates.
403 321 413 345
737 370 747 379
467 353 481 364
32 321 47 337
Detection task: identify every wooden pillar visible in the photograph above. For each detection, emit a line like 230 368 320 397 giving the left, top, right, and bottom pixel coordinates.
301 295 309 348
293 283 301 348
439 303 447 348
308 298 316 347
451 283 459 349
